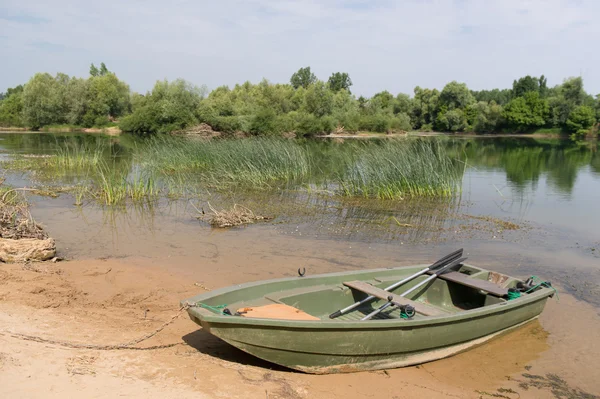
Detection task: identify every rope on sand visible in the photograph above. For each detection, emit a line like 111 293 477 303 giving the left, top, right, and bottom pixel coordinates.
1 304 193 351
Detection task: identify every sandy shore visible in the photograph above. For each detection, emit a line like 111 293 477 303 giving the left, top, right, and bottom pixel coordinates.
1 256 599 399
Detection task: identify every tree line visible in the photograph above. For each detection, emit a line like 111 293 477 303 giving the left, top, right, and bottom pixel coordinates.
1 64 598 137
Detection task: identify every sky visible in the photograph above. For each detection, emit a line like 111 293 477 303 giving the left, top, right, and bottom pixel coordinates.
0 0 599 97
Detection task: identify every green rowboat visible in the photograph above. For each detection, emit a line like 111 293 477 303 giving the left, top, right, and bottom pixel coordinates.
182 257 554 374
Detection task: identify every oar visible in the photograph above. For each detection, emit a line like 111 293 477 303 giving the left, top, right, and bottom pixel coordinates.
329 248 463 319
361 256 467 321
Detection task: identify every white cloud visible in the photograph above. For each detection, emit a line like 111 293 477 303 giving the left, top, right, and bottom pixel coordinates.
0 0 598 96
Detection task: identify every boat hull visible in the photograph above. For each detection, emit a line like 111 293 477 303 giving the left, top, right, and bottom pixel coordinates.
193 297 547 373
184 264 553 373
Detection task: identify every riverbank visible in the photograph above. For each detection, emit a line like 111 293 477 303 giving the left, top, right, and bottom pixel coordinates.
1 254 599 399
0 126 121 135
318 130 567 139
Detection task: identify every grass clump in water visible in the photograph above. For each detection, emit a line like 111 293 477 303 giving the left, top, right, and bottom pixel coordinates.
338 139 463 199
52 141 105 170
91 163 158 205
137 136 311 189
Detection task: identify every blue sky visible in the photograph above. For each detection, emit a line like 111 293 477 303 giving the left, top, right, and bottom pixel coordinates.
0 0 598 97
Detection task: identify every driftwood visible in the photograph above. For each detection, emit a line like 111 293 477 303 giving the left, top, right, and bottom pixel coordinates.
0 238 56 262
0 182 55 262
193 202 271 228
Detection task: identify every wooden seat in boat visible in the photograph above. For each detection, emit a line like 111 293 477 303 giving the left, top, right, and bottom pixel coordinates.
427 271 508 297
343 280 449 317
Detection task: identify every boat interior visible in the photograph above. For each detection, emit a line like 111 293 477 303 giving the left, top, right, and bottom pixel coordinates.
194 263 528 321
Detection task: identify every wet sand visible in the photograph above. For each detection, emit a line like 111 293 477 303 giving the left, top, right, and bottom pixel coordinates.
1 222 599 398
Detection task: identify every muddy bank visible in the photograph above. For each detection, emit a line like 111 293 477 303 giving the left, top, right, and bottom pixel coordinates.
1 256 599 399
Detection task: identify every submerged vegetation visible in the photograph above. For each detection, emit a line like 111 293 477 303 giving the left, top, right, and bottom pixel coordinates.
1 65 599 138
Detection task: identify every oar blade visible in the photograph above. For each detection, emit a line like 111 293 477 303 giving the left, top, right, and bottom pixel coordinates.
429 248 463 271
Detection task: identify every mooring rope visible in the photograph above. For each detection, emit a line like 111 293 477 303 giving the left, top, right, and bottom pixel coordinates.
1 304 193 351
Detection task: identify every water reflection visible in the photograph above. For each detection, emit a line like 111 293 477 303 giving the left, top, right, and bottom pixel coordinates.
448 138 600 196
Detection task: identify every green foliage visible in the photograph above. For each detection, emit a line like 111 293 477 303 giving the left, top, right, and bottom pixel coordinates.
84 73 130 126
0 87 24 127
5 65 597 137
566 106 596 136
304 81 334 117
412 87 439 129
120 79 204 135
561 77 585 105
290 67 317 89
327 72 352 93
512 75 541 98
470 101 503 133
439 81 474 110
359 114 391 133
436 108 467 132
22 73 65 129
90 63 99 77
249 107 277 135
394 93 413 114
502 92 549 131
18 65 130 130
472 88 511 105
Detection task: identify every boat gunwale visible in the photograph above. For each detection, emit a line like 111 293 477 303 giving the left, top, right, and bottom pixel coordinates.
182 264 554 330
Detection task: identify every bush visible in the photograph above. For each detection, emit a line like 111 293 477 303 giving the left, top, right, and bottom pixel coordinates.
294 113 323 136
390 113 412 131
320 116 336 133
119 106 159 135
359 114 391 132
566 105 595 135
249 108 277 135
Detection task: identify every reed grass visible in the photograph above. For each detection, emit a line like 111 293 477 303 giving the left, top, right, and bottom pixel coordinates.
3 135 463 205
52 141 106 170
337 139 462 199
91 163 159 205
136 136 311 188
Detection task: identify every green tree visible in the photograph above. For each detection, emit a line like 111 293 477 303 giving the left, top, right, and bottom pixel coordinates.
561 77 584 105
90 63 99 77
99 62 109 76
565 105 595 135
121 79 203 134
502 91 549 131
539 75 548 98
0 87 24 126
470 101 503 132
64 78 89 125
412 86 440 129
327 72 352 93
472 89 512 105
304 81 333 117
22 73 65 129
436 108 467 132
439 81 474 110
394 93 413 115
512 75 540 98
85 73 130 124
290 67 317 89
